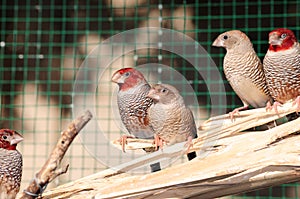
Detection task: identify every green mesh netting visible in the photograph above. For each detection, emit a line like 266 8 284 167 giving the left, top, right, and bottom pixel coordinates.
1 0 300 197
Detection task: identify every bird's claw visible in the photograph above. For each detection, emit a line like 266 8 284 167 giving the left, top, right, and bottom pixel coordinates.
118 134 134 153
266 101 282 114
265 101 272 112
184 136 194 154
229 109 240 122
154 135 164 151
229 105 248 122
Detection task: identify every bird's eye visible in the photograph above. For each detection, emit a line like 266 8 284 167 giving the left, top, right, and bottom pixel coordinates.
2 135 7 140
281 33 287 39
124 72 130 77
161 88 167 93
223 35 228 40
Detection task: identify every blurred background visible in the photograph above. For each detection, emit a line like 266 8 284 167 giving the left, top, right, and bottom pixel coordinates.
1 0 300 198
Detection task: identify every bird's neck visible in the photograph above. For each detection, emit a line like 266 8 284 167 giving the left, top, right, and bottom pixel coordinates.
0 144 17 150
268 41 296 52
228 43 254 54
119 79 147 92
119 82 149 93
7 145 17 150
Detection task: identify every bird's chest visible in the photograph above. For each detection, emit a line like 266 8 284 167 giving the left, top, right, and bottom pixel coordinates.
0 149 22 196
119 96 152 118
118 93 153 135
149 104 188 144
223 62 251 100
264 52 300 102
223 53 258 84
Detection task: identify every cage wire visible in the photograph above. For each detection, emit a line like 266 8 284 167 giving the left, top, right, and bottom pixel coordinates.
1 0 300 198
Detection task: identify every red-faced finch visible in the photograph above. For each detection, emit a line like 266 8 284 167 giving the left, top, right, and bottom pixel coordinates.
263 28 300 112
0 129 23 199
111 67 161 172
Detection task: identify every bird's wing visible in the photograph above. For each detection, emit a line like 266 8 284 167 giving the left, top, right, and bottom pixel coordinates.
229 75 270 108
186 107 198 138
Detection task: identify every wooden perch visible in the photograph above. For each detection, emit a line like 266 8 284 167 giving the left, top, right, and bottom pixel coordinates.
40 102 300 199
19 110 93 199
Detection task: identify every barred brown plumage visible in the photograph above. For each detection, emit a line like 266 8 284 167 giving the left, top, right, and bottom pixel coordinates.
212 30 272 120
0 129 23 199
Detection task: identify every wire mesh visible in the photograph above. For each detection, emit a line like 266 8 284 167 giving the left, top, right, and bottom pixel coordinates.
0 0 300 197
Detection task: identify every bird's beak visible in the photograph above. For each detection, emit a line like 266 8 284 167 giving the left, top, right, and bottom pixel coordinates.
212 38 224 47
147 89 160 101
111 72 124 84
10 131 23 145
268 34 282 45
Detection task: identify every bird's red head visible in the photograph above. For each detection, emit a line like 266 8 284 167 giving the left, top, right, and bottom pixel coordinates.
111 68 147 91
0 129 23 150
268 28 297 52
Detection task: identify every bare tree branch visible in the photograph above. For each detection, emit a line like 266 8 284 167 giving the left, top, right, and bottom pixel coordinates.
41 102 300 199
19 110 92 199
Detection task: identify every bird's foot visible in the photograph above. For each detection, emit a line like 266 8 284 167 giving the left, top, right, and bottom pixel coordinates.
265 101 272 112
266 101 282 114
292 96 300 112
229 105 248 122
184 136 194 154
153 135 164 151
118 134 135 153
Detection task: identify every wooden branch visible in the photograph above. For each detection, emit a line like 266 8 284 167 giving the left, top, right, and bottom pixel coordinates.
40 102 300 199
19 110 93 199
